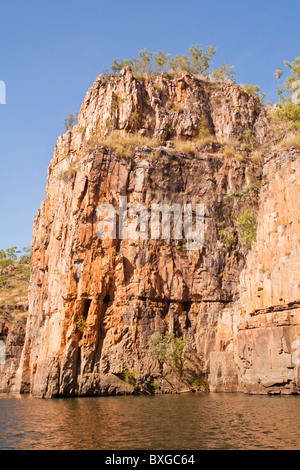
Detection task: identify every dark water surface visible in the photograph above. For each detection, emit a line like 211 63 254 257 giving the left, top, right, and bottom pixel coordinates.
0 393 299 450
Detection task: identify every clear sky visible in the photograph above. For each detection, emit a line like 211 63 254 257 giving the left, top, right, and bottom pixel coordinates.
0 0 299 250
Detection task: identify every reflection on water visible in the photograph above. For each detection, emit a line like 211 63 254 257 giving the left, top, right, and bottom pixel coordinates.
0 393 299 450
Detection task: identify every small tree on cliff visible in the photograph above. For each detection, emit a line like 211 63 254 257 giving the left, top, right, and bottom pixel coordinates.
132 48 153 78
111 58 133 74
188 44 217 76
149 331 188 380
154 50 171 74
64 112 78 131
211 62 236 84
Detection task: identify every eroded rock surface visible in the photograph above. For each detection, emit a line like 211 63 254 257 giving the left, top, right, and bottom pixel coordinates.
0 318 26 392
237 151 300 394
79 67 268 144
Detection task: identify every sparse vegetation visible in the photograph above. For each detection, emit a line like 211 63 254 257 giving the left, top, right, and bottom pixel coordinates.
272 56 300 148
173 140 195 155
173 102 184 113
221 133 263 161
148 331 206 393
129 109 143 133
77 126 86 135
197 115 213 139
217 222 235 246
87 130 159 157
122 369 137 386
236 210 258 249
108 45 235 82
173 135 217 154
0 247 31 281
0 247 31 328
58 162 77 182
223 146 236 158
240 129 254 145
149 331 188 380
192 378 207 389
276 133 300 150
119 369 153 395
211 63 236 84
108 93 124 138
218 172 262 252
64 112 79 131
76 315 87 332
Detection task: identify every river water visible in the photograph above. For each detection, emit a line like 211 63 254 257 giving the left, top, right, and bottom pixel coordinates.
0 393 299 450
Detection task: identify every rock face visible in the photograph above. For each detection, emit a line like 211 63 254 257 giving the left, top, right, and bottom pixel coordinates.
13 149 251 397
209 150 300 394
237 151 300 394
0 318 26 392
79 67 268 144
2 69 299 397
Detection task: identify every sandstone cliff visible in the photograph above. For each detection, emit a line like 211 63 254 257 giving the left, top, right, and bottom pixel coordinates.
210 149 300 394
2 69 299 397
237 150 300 394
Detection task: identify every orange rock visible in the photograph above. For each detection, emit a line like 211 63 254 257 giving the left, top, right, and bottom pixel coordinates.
2 70 299 397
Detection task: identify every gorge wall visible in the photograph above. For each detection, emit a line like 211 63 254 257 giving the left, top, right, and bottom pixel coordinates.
1 68 299 397
210 149 300 394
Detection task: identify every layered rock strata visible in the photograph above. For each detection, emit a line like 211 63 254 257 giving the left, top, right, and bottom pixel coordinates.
237 151 300 394
209 150 300 394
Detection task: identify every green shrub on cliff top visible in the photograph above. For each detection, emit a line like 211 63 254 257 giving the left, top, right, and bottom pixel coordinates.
108 45 236 82
273 56 300 142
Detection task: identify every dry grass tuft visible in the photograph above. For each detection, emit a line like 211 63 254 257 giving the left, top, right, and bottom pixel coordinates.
276 133 300 150
88 131 159 157
173 140 195 154
223 146 236 158
173 136 217 154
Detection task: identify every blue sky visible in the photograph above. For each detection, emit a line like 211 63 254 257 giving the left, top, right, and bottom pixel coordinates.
0 0 299 250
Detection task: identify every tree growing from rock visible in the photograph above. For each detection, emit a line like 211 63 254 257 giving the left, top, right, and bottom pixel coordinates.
149 331 188 381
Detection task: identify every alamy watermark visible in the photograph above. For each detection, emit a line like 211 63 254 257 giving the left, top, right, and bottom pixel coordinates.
0 340 5 364
292 80 300 105
96 197 205 251
0 80 6 105
291 340 300 365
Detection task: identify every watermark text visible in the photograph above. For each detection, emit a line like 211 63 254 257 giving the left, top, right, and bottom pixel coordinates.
0 80 6 104
292 80 300 104
96 197 205 251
